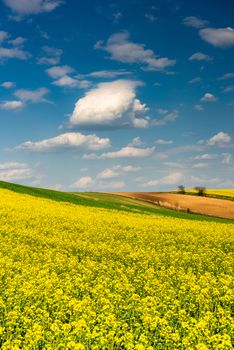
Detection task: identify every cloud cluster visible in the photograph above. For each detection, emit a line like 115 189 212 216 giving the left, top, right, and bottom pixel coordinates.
46 65 90 88
15 132 111 152
0 29 29 60
37 46 63 65
3 0 63 15
95 32 176 71
0 162 32 182
69 80 149 129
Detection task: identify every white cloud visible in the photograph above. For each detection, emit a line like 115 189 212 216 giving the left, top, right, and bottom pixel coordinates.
201 93 217 102
0 30 9 42
95 32 176 71
0 162 32 182
9 36 26 46
145 13 157 22
128 137 143 147
207 132 231 146
15 132 111 152
194 104 204 111
222 153 232 164
183 16 209 28
97 164 141 179
142 172 184 187
0 47 29 60
194 153 218 160
199 27 234 48
71 176 94 189
1 100 24 110
218 72 234 80
46 65 74 78
87 70 131 79
53 75 78 87
153 110 178 126
0 81 16 88
97 168 119 179
113 12 122 23
69 80 149 129
84 146 155 160
155 139 173 145
222 86 234 93
14 87 49 103
3 0 63 15
189 52 212 61
192 162 209 168
189 77 202 84
38 56 60 65
156 108 168 115
37 45 63 65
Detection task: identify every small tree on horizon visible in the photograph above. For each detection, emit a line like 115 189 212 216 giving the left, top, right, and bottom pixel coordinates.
178 185 185 194
194 186 206 196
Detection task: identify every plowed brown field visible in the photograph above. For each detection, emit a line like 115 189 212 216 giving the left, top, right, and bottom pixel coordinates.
113 192 234 220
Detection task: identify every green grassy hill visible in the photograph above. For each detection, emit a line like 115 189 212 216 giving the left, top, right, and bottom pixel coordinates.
0 180 232 224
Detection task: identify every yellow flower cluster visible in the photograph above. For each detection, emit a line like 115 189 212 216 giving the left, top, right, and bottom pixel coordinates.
0 188 233 349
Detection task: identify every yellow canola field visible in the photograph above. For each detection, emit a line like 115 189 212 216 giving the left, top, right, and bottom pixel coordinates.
186 189 234 198
206 190 234 198
0 189 234 350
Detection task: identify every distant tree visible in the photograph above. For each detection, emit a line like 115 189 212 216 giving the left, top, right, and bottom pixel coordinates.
178 185 185 194
194 186 206 196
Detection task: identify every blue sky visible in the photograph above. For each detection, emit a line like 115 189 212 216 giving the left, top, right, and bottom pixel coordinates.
0 0 233 191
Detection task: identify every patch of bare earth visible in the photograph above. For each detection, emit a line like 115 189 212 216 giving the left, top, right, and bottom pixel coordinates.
113 192 234 220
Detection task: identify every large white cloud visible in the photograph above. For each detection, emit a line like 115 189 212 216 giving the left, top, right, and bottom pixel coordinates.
69 80 149 129
3 0 63 15
199 27 234 48
15 132 111 152
95 32 176 71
